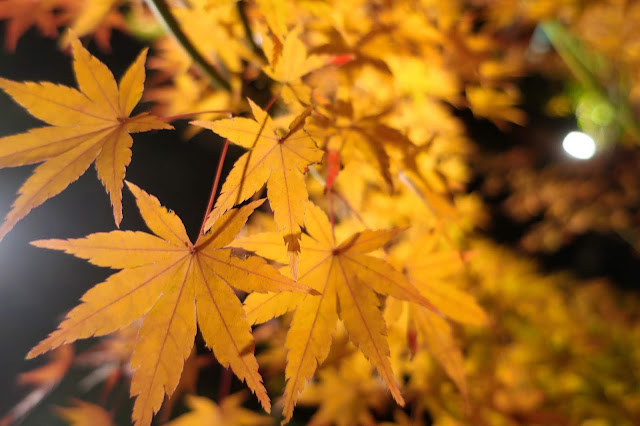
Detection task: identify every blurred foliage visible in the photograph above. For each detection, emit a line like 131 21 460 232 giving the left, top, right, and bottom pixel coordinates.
1 0 640 425
481 147 640 253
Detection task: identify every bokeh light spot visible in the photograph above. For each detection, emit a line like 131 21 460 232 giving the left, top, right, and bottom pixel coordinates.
563 131 596 160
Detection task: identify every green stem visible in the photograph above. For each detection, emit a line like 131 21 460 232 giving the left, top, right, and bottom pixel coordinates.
542 20 640 141
541 21 597 92
145 0 231 91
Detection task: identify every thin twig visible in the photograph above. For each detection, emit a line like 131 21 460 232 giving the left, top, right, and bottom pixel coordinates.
328 189 336 239
263 89 281 112
145 0 231 91
159 110 234 122
196 138 230 241
333 190 367 228
218 367 232 402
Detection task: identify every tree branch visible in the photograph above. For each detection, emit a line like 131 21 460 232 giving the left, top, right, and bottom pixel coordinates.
236 0 266 60
145 0 232 91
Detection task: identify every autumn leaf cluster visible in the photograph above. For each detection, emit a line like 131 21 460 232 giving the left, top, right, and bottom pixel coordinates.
1 0 640 425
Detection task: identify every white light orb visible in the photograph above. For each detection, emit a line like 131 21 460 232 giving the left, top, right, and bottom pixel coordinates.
562 131 596 160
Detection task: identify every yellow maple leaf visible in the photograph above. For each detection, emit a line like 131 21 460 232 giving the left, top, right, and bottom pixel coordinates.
192 100 323 258
65 0 120 40
61 0 127 52
166 393 272 426
27 182 315 426
296 351 389 426
466 85 526 127
0 35 171 241
55 399 114 426
387 296 470 400
400 242 487 327
237 202 440 424
386 235 487 399
261 28 330 107
263 28 328 85
256 0 289 39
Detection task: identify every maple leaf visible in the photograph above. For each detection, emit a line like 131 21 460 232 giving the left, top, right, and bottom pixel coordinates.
192 100 323 260
157 348 213 423
27 182 315 426
61 0 128 53
166 393 272 426
309 101 415 191
261 28 344 107
255 0 289 39
387 296 470 400
405 253 486 399
466 85 526 127
236 202 440 423
296 351 388 426
0 0 80 51
55 399 114 426
385 236 487 400
262 28 328 85
413 308 468 395
0 35 171 242
65 0 121 39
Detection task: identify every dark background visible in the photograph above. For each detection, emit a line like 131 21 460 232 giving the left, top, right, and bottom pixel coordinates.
1 26 639 424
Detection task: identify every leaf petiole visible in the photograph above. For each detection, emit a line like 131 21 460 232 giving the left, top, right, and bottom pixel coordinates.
159 110 234 122
197 138 230 241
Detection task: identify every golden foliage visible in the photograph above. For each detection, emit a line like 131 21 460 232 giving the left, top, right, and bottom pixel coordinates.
55 399 114 426
28 182 313 426
193 101 323 259
1 0 639 425
0 34 170 241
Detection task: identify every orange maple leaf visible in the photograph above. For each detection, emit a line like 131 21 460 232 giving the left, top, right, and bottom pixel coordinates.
0 0 80 51
236 202 440 423
0 35 171 242
27 182 315 426
192 101 323 261
61 0 126 52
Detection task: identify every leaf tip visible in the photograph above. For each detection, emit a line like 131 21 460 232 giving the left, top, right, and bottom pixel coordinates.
25 345 43 360
0 222 13 244
113 209 123 228
29 239 48 248
247 198 267 210
124 180 138 192
189 120 211 130
0 76 13 90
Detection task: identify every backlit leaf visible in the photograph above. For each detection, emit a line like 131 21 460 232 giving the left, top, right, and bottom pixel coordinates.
238 202 439 423
0 34 171 242
28 182 314 426
192 100 323 257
